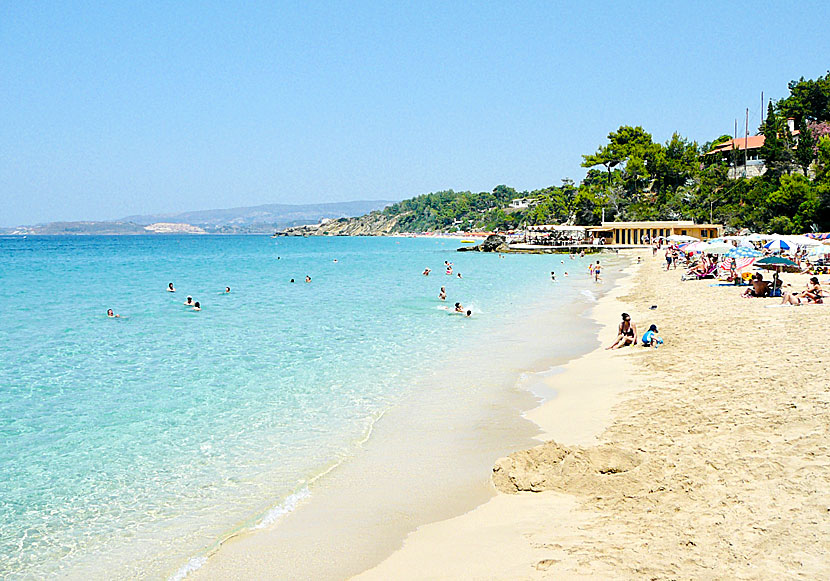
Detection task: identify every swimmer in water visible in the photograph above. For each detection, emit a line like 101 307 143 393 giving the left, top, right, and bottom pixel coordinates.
290 279 295 283
456 272 462 279
167 282 175 292
107 309 119 318
446 266 453 275
192 301 201 311
454 302 464 313
224 287 231 293
465 310 472 317
333 259 338 263
551 271 556 281
439 287 446 300
422 268 431 276
564 272 569 277
305 275 311 283
183 296 193 306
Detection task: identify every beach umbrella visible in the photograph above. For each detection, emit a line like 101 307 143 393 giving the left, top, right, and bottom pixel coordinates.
807 244 830 257
725 246 762 270
682 241 709 253
705 241 734 254
725 246 763 259
783 235 822 247
764 238 792 252
667 234 699 242
755 255 800 290
745 233 772 242
755 255 800 273
805 232 830 240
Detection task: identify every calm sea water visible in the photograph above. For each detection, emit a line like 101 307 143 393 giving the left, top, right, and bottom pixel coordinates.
0 235 611 579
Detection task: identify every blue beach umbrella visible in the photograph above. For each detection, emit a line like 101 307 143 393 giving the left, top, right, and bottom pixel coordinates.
725 246 763 259
764 238 792 252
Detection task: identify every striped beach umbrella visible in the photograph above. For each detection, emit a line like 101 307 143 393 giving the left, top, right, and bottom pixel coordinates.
724 246 762 270
764 238 792 252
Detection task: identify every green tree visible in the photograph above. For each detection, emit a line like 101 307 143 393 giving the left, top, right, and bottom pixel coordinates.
777 72 830 123
795 117 817 175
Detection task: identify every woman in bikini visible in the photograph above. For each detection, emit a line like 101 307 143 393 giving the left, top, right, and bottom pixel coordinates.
606 312 637 349
781 277 824 305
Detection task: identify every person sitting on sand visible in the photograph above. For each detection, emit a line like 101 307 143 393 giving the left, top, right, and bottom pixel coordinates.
781 277 824 305
454 302 464 313
742 273 770 298
167 282 175 292
184 296 193 306
439 287 446 300
107 309 119 318
606 313 637 349
641 324 663 348
192 301 201 311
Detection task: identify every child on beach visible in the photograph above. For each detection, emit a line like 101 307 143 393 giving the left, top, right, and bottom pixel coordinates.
641 324 663 348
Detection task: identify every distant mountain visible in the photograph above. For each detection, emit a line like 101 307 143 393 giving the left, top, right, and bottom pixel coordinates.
120 200 396 229
0 200 397 235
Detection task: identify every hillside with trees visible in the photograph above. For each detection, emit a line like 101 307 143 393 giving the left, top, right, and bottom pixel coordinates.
374 72 830 235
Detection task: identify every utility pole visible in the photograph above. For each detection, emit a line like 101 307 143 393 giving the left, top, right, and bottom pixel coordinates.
761 91 764 126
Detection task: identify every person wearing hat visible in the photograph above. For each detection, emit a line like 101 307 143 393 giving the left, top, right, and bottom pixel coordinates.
642 324 663 348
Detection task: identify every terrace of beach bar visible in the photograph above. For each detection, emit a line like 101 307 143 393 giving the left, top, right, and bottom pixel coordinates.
588 220 724 246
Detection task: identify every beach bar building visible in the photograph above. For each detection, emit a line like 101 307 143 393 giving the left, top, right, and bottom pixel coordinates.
588 220 723 246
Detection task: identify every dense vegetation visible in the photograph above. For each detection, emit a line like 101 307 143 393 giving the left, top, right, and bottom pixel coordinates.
381 72 830 234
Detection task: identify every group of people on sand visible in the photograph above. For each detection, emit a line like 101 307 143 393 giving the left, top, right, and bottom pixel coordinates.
606 312 662 350
740 271 825 304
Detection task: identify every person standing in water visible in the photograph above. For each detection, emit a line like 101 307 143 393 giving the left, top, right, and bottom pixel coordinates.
183 296 193 306
192 301 201 311
167 282 175 292
107 309 119 318
224 287 231 293
594 260 602 282
439 287 446 300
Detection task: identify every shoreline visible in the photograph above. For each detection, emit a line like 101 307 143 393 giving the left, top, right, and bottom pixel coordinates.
185 255 629 580
352 252 642 580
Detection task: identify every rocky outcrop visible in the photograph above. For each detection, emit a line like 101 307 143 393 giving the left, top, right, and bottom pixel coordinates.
457 234 509 252
276 211 406 236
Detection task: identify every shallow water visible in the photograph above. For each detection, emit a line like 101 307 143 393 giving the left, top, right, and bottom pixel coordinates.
0 235 615 578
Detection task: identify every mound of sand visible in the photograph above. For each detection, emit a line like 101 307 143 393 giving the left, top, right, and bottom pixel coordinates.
493 441 641 494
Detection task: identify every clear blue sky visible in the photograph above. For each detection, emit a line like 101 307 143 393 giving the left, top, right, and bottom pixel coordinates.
2 1 829 226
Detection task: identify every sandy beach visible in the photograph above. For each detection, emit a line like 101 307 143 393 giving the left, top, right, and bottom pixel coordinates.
355 251 830 579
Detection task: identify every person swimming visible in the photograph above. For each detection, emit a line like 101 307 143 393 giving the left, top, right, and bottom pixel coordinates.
439 286 446 300
422 268 431 276
305 275 312 283
454 302 464 313
290 279 295 283
107 309 119 318
550 271 556 281
224 287 231 293
167 282 175 292
192 301 201 311
465 310 472 317
183 296 193 306
456 272 462 278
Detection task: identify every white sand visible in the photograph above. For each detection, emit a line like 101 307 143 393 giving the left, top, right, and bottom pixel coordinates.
355 253 830 579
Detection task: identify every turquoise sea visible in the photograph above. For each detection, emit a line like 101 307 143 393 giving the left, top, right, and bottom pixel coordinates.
0 235 615 579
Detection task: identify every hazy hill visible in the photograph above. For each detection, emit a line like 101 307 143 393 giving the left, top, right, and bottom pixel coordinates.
120 200 396 229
